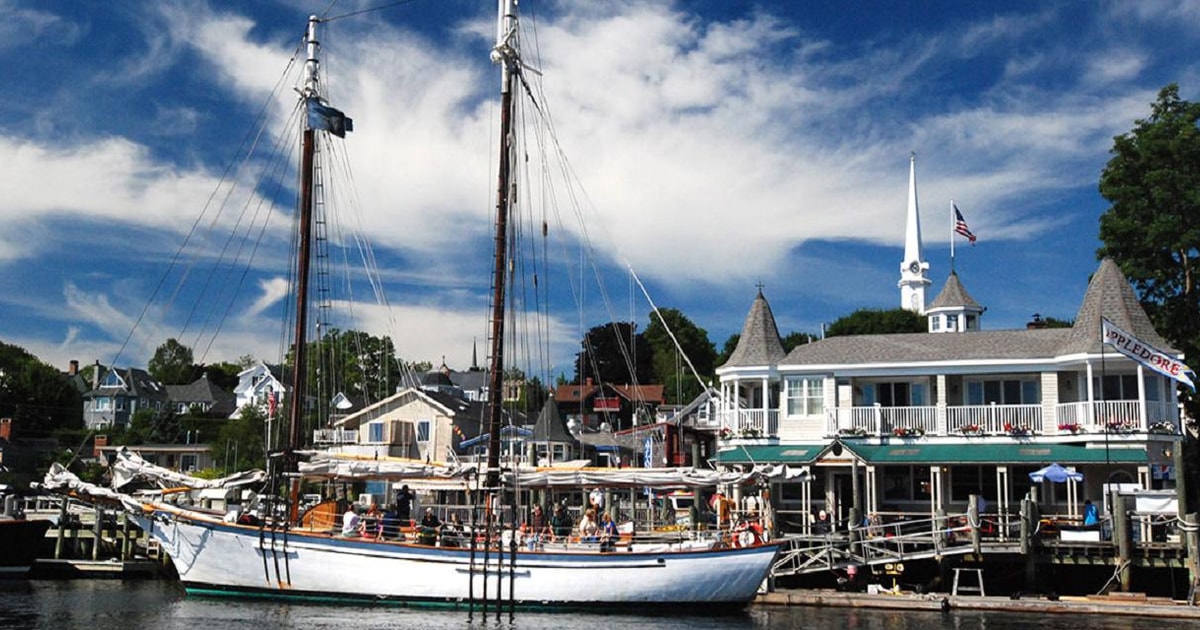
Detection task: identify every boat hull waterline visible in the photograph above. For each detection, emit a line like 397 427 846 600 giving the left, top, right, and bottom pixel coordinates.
133 507 777 610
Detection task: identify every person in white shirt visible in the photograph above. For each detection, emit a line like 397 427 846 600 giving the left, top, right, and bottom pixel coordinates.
342 505 362 537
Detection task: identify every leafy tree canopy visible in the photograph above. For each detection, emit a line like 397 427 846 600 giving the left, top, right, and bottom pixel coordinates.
1098 83 1200 415
148 338 198 385
0 341 82 436
825 308 926 337
573 322 654 386
644 308 717 404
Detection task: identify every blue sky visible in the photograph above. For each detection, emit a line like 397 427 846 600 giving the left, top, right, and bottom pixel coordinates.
1 1 1198 381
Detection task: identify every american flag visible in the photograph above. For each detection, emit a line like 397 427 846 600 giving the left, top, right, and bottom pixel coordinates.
954 204 976 244
267 388 278 417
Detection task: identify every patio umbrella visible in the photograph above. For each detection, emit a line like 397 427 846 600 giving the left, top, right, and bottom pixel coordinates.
1029 463 1083 483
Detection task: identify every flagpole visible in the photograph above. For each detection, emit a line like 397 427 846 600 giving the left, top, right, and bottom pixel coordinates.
950 199 956 273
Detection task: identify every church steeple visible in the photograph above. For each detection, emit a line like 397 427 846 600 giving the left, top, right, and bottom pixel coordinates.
898 153 931 313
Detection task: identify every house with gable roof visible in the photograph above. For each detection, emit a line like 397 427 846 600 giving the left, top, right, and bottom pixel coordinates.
81 364 170 430
715 259 1185 534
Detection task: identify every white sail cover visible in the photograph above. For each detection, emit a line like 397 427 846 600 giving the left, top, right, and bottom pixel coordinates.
504 467 758 489
40 463 147 513
297 453 478 480
110 446 267 490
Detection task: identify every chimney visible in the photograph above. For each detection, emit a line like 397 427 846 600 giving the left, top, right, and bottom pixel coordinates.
93 434 108 459
0 418 11 441
93 360 101 390
69 360 79 375
1026 313 1047 330
585 377 594 387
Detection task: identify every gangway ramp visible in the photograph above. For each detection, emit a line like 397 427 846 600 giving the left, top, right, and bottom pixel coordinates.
771 513 976 578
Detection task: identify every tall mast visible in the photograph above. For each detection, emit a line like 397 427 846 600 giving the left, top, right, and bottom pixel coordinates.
485 0 519 488
289 15 321 455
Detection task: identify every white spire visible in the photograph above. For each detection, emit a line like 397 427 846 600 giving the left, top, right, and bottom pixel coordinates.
898 153 931 313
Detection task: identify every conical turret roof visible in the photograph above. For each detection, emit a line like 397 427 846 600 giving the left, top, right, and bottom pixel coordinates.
531 400 575 443
928 271 982 310
1058 258 1176 355
722 289 787 368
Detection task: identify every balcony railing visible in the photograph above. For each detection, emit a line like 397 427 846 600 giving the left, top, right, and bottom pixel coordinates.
718 409 779 438
1053 400 1178 435
716 399 1179 439
312 428 358 445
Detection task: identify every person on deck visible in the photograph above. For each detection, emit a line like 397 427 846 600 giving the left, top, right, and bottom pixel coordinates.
550 503 573 542
813 509 832 535
395 485 414 527
1083 500 1099 527
599 512 618 552
418 507 441 545
578 508 599 543
341 505 362 537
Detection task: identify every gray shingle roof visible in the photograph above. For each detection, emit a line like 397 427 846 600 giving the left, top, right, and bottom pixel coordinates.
783 327 1070 365
780 258 1174 367
530 400 576 443
928 271 981 310
722 289 787 368
1057 257 1176 355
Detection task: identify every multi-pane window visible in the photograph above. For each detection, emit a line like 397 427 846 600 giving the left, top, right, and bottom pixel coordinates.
417 419 431 442
367 421 385 443
785 377 824 416
966 379 1038 405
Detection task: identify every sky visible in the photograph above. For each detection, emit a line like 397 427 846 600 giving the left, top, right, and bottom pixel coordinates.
1 0 1198 383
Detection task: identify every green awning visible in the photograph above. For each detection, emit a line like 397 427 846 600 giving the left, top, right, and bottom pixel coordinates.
843 442 1148 465
711 444 827 465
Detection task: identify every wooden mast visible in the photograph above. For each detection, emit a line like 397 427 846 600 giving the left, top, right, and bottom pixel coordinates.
485 0 518 489
286 15 322 520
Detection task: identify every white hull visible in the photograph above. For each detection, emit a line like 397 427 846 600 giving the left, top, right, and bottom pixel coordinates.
134 505 776 610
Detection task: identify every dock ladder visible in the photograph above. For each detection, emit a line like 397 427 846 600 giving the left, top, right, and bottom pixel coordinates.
952 568 985 596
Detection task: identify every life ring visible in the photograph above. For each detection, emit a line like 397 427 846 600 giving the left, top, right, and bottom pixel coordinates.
732 522 761 547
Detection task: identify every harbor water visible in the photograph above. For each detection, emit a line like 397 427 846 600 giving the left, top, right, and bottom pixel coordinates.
0 580 1178 629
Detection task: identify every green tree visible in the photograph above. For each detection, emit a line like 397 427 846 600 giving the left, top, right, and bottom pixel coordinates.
825 308 926 337
148 338 198 385
644 308 717 404
1098 83 1200 416
716 334 740 367
0 341 83 436
781 331 817 352
573 322 654 386
216 404 267 473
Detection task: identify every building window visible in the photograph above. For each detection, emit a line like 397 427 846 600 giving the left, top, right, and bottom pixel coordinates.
946 314 959 331
1095 374 1139 400
966 314 978 331
931 317 941 332
966 378 1039 405
785 377 824 416
417 419 431 442
95 397 112 411
181 454 198 473
368 421 385 443
863 381 924 406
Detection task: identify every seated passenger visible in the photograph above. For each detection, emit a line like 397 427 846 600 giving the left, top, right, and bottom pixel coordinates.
418 507 441 546
341 505 362 537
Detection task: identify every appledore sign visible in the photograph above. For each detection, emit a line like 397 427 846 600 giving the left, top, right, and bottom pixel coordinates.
1102 317 1195 390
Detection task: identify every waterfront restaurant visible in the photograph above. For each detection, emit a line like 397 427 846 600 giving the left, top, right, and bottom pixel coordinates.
713 258 1184 536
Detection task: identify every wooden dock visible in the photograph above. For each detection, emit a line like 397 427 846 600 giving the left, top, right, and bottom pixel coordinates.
757 588 1200 619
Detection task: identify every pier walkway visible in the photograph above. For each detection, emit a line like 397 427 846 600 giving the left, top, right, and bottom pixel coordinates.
772 512 975 577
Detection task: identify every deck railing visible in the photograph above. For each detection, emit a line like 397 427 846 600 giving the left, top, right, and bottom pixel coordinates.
312 428 358 444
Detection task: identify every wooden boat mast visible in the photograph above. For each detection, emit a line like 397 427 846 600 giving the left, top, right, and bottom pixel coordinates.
285 15 321 517
485 0 519 489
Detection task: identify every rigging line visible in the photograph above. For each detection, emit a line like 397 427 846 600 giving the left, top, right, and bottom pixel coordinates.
192 100 304 359
195 104 305 364
627 264 708 394
108 49 304 369
321 0 424 23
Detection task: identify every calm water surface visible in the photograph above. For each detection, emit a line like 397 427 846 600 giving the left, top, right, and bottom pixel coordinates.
0 580 1181 630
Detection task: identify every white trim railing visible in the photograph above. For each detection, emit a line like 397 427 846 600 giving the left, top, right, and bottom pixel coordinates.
312 428 358 444
1053 400 1178 434
714 409 779 438
947 404 1043 436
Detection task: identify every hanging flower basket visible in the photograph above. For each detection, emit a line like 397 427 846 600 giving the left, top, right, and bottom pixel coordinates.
718 427 733 441
739 427 762 439
1004 423 1032 437
1057 423 1084 435
838 427 868 438
957 424 984 436
1105 420 1135 434
892 426 924 438
1148 422 1177 435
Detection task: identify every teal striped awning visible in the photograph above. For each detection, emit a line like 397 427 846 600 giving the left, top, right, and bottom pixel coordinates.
843 442 1148 465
